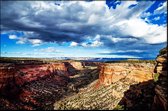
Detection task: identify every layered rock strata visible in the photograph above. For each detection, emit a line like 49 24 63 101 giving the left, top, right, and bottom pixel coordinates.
0 63 17 91
0 61 97 110
152 47 167 110
15 63 69 86
97 63 154 86
68 61 84 70
54 62 155 110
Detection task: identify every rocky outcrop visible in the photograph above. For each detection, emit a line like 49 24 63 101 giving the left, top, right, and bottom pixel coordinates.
0 61 98 110
83 62 101 67
97 63 154 86
152 47 167 111
68 61 84 70
0 63 17 91
54 62 155 110
54 78 139 110
0 62 70 90
15 63 69 86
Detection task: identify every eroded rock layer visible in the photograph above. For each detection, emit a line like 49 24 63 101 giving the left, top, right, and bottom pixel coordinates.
97 63 154 86
68 61 84 70
152 47 167 111
0 61 97 110
0 63 17 91
15 63 69 86
54 62 155 110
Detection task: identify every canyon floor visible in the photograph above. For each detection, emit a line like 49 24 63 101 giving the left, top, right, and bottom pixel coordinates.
0 58 160 110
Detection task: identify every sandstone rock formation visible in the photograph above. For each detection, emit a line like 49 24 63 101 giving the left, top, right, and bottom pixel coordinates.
152 47 167 111
15 63 69 86
54 62 155 110
97 63 154 86
83 62 101 67
54 78 139 110
0 63 17 91
68 61 84 70
0 60 99 110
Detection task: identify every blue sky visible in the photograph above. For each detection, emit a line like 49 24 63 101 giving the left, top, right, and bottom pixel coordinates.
0 0 167 58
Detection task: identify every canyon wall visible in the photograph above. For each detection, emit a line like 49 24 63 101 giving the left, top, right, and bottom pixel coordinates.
83 62 101 67
0 61 86 92
0 63 17 91
68 61 84 70
152 47 167 110
0 60 94 110
15 63 69 86
97 63 154 86
55 62 155 110
0 62 78 91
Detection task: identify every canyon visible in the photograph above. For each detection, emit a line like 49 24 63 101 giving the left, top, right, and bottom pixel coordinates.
0 47 167 110
54 62 155 110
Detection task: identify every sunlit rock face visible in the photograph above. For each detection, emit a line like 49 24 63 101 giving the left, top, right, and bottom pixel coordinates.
97 63 154 86
54 62 155 110
152 47 167 111
0 63 17 91
68 61 85 70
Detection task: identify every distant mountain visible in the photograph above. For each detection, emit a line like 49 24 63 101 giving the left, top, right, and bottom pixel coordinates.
51 57 155 62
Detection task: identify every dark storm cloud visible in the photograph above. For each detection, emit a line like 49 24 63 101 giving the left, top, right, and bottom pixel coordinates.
1 1 167 58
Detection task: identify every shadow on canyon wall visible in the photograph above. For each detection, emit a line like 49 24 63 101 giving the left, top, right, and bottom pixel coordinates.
116 79 156 110
0 63 99 110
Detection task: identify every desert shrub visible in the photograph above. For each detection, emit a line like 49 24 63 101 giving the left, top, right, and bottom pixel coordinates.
113 104 124 110
153 73 159 82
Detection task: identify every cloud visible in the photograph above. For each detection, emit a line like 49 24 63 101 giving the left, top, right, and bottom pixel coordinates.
9 35 17 39
29 39 43 46
70 41 78 47
153 16 160 21
16 37 27 44
1 1 167 58
80 40 103 47
154 1 167 15
90 40 103 47
34 47 61 53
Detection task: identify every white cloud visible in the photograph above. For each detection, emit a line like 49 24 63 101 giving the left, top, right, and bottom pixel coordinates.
29 39 43 46
81 42 88 47
81 40 103 47
116 50 145 53
35 47 61 53
70 41 78 47
16 37 27 44
154 1 167 15
1 0 167 53
9 35 17 39
153 16 160 21
90 40 103 47
113 18 167 44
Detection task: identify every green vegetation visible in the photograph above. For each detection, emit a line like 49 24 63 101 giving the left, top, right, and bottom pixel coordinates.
153 73 159 82
113 104 124 110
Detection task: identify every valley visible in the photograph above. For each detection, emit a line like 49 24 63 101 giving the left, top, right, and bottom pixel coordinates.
0 47 167 110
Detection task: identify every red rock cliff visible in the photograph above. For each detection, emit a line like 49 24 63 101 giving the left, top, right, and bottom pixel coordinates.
15 63 69 86
0 63 17 91
97 63 154 86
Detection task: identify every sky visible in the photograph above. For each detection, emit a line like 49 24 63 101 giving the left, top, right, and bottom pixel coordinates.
0 0 167 59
